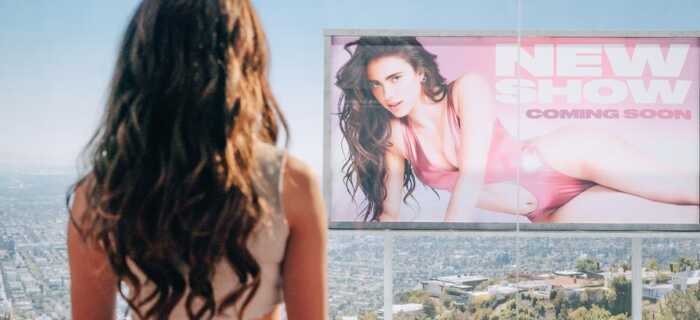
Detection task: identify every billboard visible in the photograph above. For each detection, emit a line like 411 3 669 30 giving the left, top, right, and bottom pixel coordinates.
324 32 700 230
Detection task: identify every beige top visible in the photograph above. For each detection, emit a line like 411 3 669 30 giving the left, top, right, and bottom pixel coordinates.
126 143 289 319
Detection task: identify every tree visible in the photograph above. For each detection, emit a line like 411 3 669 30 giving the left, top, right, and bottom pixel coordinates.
620 262 631 273
655 272 672 284
534 299 547 318
576 257 602 273
423 300 438 318
608 276 631 316
568 305 613 320
656 286 700 320
399 290 431 304
670 256 700 273
579 290 590 307
471 307 491 320
359 311 378 320
646 259 659 271
677 256 700 271
488 299 537 320
551 288 567 316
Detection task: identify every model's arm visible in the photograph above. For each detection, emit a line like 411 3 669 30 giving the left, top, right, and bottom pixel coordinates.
444 74 495 222
68 183 118 320
378 146 405 221
281 155 328 320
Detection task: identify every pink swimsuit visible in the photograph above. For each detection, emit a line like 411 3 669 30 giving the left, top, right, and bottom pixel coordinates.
402 84 595 221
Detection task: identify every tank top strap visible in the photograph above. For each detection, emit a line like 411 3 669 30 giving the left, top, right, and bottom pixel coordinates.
253 141 286 216
444 81 463 156
399 119 418 166
445 81 461 128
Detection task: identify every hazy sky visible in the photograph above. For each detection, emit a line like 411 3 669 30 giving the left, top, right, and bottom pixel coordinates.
1 0 699 172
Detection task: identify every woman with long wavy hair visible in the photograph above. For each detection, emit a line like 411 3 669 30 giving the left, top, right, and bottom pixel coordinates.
336 36 699 223
67 1 327 319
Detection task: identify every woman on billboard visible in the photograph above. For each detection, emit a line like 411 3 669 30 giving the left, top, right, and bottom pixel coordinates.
336 36 699 223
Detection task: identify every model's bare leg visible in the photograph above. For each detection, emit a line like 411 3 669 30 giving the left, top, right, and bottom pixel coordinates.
543 186 699 224
534 127 699 205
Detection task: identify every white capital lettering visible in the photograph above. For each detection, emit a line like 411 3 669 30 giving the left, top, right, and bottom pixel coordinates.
627 80 691 104
495 79 536 104
538 80 583 104
605 44 689 77
496 44 554 77
583 79 628 104
557 45 602 77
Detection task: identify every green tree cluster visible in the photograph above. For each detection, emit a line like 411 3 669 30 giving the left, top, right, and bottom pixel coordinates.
607 276 631 316
652 286 700 320
576 257 602 274
567 305 627 320
398 290 432 305
670 256 700 272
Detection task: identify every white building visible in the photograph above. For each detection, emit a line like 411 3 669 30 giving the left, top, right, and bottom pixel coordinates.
672 270 700 291
421 275 487 298
436 275 489 287
376 304 423 320
554 270 584 277
516 280 552 298
488 285 518 299
643 284 674 300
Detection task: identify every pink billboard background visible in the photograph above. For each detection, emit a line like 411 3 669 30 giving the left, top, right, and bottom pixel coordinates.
328 36 700 224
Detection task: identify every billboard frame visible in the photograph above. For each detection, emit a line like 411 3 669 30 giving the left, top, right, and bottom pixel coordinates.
323 29 700 232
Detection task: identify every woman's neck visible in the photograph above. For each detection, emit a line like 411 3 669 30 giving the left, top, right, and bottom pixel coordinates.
406 95 446 130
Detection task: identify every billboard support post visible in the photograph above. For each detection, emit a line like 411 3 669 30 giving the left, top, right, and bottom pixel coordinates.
632 238 642 320
383 231 393 320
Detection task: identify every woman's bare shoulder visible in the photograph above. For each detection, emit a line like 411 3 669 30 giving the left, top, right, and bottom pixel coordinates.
451 73 491 117
281 155 325 228
452 73 489 93
68 174 97 226
281 155 316 188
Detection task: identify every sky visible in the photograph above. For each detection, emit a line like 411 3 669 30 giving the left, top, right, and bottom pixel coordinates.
1 0 699 173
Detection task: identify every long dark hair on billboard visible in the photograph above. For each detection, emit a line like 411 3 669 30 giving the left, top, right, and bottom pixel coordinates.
336 36 447 221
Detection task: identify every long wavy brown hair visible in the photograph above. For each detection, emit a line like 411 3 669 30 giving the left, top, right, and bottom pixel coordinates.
336 36 447 222
66 0 287 318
